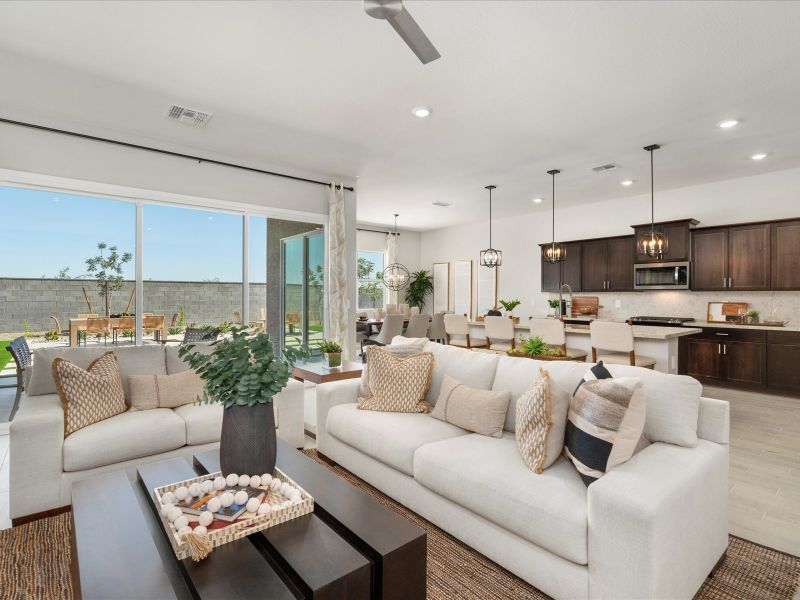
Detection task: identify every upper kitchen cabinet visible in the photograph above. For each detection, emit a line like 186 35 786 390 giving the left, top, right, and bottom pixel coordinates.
771 219 800 290
691 223 770 291
581 236 635 292
581 239 608 291
539 241 582 292
632 219 698 263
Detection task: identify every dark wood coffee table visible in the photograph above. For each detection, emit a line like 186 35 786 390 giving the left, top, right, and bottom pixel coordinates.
292 360 363 385
69 440 425 600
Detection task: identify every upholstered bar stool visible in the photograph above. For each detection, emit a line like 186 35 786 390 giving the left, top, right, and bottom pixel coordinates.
589 321 655 368
484 316 516 352
529 317 588 361
428 313 446 344
444 314 486 349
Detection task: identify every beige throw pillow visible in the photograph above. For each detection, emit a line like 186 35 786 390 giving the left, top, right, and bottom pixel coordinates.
357 346 434 413
129 369 205 411
359 340 428 398
516 368 570 474
52 351 127 436
431 375 510 438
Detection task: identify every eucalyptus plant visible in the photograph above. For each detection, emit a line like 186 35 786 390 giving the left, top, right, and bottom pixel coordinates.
179 326 308 408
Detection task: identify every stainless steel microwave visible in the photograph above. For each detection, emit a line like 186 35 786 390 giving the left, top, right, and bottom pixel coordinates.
633 261 690 290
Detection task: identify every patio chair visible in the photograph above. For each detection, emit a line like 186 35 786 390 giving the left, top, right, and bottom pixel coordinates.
170 313 179 328
84 317 111 346
4 337 32 421
78 313 98 319
112 316 135 344
183 327 220 343
143 315 165 342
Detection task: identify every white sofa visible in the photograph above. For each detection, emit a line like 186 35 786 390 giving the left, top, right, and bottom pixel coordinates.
10 344 305 523
316 339 730 600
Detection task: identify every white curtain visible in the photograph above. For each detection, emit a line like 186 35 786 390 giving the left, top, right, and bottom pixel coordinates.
327 183 355 360
385 231 398 306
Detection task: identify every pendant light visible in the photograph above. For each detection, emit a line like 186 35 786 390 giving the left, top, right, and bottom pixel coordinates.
480 185 502 268
541 169 566 263
637 144 668 259
382 214 410 290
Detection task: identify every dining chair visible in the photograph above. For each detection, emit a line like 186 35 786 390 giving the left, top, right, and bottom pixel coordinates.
385 304 399 315
143 315 165 343
530 317 588 361
590 321 655 368
444 314 486 349
398 303 411 317
85 317 111 346
410 306 420 316
404 313 430 338
428 313 446 344
112 316 135 344
78 313 98 319
360 314 406 360
484 316 516 352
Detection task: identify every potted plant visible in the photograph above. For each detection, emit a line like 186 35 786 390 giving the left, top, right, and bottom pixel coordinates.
747 309 760 324
405 270 434 311
319 339 343 368
180 327 307 477
498 299 522 323
547 299 561 317
507 335 567 360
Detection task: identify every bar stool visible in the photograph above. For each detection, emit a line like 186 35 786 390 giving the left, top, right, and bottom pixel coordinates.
484 316 516 352
589 321 655 368
444 314 486 349
529 317 588 361
428 313 446 344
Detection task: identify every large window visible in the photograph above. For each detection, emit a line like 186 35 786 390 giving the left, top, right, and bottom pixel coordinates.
249 215 268 332
357 250 385 309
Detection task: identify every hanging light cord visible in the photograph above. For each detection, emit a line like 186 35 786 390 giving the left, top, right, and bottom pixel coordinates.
650 147 655 233
551 171 556 249
488 188 493 248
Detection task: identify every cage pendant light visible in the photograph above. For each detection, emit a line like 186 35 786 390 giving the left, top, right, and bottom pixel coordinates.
480 185 502 268
382 214 410 291
637 144 668 259
542 169 566 263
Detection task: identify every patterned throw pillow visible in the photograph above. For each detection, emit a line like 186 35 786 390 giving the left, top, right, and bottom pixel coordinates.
516 368 571 474
431 375 510 438
357 345 434 413
52 351 127 436
572 360 612 395
359 340 428 398
564 376 646 486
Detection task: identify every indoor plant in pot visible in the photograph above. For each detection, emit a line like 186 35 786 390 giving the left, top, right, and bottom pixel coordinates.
180 326 307 477
498 298 522 323
319 339 343 368
405 269 434 312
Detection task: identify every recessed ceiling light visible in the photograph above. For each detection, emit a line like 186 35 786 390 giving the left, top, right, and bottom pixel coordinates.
751 153 767 161
532 197 543 204
432 200 451 207
412 106 432 118
718 119 739 129
620 180 634 186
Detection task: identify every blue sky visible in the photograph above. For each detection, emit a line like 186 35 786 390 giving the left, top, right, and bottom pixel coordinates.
0 186 272 282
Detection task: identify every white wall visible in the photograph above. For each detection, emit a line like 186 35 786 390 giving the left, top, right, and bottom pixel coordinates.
420 167 800 323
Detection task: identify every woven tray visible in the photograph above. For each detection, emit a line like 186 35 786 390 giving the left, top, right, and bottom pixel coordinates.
153 468 314 560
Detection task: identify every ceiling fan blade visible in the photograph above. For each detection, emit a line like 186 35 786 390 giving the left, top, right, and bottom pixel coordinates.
387 7 441 64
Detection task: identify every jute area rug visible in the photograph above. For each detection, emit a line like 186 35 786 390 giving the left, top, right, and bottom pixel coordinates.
1 450 798 599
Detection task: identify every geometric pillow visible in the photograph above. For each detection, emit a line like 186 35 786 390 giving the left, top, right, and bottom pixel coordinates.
515 368 571 474
563 376 646 486
359 339 428 399
52 351 127 436
572 360 612 396
357 345 434 413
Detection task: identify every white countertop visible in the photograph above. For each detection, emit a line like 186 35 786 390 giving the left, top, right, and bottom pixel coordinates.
468 320 702 340
684 320 799 332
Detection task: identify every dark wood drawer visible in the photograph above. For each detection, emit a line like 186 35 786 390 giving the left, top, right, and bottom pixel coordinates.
767 330 800 345
692 327 766 343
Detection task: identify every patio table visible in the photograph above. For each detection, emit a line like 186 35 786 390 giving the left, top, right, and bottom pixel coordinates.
69 316 168 347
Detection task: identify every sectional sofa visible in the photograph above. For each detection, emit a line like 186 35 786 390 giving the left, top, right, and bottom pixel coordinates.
10 344 304 524
316 338 730 600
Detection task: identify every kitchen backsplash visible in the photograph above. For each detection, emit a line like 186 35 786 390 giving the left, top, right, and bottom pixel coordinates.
546 290 800 325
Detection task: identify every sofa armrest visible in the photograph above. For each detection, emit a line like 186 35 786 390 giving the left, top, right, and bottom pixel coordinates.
315 379 360 452
698 397 730 444
274 378 305 448
9 393 66 519
588 440 729 600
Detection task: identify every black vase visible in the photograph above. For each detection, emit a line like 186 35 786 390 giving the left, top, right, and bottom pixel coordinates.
219 402 277 477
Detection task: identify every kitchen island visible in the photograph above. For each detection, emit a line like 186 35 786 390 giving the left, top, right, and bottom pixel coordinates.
468 319 701 373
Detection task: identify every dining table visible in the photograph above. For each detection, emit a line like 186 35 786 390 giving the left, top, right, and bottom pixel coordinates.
359 317 412 337
69 315 168 347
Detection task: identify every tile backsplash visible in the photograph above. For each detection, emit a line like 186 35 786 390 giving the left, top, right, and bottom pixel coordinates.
548 291 800 325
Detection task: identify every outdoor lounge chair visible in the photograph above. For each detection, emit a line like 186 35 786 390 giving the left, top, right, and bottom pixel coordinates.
4 336 32 421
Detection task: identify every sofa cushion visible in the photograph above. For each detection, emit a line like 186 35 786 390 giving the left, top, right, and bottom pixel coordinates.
165 343 215 375
424 343 499 406
515 368 570 473
492 356 591 431
413 432 589 564
430 375 510 438
29 345 166 401
327 403 467 476
63 408 186 471
173 403 224 445
358 346 434 414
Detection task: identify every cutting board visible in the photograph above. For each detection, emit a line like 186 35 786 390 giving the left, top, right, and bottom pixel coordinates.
571 296 599 317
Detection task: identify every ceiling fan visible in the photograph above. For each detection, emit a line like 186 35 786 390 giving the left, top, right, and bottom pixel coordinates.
363 0 441 64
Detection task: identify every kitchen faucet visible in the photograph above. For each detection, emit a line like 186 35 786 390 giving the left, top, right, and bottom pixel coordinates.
559 283 573 319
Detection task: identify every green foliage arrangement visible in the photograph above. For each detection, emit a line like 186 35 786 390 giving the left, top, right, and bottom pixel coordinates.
179 327 309 408
85 242 132 317
22 320 34 339
498 299 522 314
318 339 343 354
548 299 561 309
747 309 760 323
44 330 60 342
405 270 434 310
509 335 567 358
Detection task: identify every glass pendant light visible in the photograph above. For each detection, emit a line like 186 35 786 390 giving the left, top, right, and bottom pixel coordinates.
542 169 566 263
382 214 410 290
480 185 502 268
637 144 668 259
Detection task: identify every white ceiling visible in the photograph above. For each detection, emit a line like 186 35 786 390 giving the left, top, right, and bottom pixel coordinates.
1 1 799 231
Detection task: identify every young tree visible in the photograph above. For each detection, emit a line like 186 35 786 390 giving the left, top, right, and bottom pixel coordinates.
85 242 132 317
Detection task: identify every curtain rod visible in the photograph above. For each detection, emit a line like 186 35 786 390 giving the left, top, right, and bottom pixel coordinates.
0 117 355 192
357 227 399 236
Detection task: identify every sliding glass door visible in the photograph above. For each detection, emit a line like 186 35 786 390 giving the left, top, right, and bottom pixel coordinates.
280 230 324 356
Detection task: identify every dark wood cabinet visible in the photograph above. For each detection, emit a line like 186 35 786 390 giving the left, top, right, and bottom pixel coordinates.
680 328 767 389
540 242 582 292
633 219 696 263
724 340 766 386
728 223 770 290
691 228 728 290
685 338 723 382
541 256 561 292
771 220 800 290
766 331 800 393
606 237 635 291
581 240 608 292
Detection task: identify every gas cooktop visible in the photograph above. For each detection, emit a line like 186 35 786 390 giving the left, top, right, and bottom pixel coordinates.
629 316 695 327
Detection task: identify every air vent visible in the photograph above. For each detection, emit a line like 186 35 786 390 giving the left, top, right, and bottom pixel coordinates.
166 104 212 127
432 201 451 207
592 163 619 173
